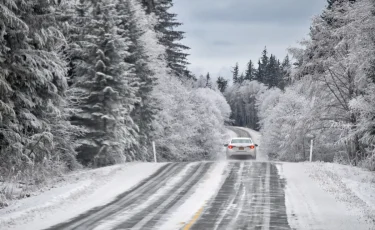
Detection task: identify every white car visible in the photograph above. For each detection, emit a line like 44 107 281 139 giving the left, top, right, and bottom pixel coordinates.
224 138 258 159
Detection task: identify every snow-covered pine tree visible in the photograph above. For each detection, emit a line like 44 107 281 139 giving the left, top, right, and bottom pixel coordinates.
216 77 228 93
116 0 158 161
281 55 292 87
245 60 256 81
256 47 269 83
232 63 240 84
0 0 78 181
153 0 191 79
141 0 155 13
265 54 279 88
327 0 356 9
238 73 245 85
70 0 140 166
205 73 213 88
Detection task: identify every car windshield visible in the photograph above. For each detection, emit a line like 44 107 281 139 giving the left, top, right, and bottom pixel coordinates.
231 139 252 144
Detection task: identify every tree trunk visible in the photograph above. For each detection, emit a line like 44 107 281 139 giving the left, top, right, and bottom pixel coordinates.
143 0 155 14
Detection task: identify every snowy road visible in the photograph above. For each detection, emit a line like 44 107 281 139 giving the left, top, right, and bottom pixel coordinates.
45 161 289 230
45 127 291 230
1 128 373 230
189 162 290 230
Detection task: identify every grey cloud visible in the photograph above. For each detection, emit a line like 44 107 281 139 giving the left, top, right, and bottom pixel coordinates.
212 40 234 46
173 0 327 78
177 0 325 24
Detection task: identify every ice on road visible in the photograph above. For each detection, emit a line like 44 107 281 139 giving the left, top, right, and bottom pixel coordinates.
0 128 374 230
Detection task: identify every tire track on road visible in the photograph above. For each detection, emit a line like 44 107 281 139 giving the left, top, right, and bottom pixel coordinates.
46 163 185 230
269 164 290 229
114 162 213 230
222 162 252 230
189 162 291 230
189 162 242 229
219 162 265 230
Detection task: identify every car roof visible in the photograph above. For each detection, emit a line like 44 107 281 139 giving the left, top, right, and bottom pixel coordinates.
231 137 251 140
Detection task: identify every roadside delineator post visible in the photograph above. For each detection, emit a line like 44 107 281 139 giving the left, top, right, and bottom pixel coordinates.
152 141 157 163
309 139 314 162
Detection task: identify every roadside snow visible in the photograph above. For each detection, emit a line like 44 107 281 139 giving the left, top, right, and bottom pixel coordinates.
280 162 375 230
307 162 375 226
0 163 164 230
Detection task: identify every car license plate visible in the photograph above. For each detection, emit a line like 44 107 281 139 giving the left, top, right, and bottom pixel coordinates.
239 147 244 150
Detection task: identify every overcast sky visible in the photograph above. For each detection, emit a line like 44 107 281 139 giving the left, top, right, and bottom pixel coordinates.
172 0 327 80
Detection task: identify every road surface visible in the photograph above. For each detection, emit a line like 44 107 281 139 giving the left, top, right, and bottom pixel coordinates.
46 127 290 230
35 127 372 230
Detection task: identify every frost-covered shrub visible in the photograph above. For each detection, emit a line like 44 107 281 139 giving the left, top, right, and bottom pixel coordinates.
258 82 342 162
350 83 375 170
189 88 231 160
152 75 231 161
258 85 310 161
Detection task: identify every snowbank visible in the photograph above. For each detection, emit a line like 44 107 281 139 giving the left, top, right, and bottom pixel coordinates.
0 163 164 230
280 162 375 230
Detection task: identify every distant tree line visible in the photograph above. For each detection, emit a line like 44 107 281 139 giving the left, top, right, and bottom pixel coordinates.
224 48 292 129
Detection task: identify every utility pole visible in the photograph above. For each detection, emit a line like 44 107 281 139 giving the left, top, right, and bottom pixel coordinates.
152 141 157 163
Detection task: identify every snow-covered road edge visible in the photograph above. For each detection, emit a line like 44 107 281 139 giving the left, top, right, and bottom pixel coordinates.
306 162 375 226
280 162 375 230
0 163 164 230
232 127 375 229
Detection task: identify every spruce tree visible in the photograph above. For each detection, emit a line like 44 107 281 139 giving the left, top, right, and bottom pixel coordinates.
232 63 240 84
238 73 245 85
205 72 212 88
0 1 78 176
217 77 228 93
116 0 157 161
141 0 155 13
327 0 356 9
266 55 279 88
70 0 140 166
281 55 292 88
256 47 269 83
153 0 191 79
256 60 263 82
245 60 256 81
